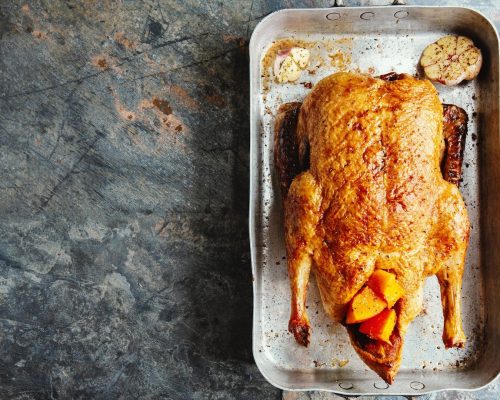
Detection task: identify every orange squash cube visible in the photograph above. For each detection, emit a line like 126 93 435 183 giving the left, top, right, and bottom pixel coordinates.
367 270 405 308
346 286 387 324
359 308 397 343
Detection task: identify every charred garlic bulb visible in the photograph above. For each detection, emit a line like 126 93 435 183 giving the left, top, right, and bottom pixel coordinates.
420 35 482 86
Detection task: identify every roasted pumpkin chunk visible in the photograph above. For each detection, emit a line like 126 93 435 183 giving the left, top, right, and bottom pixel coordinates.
367 270 405 308
359 308 397 343
346 286 387 324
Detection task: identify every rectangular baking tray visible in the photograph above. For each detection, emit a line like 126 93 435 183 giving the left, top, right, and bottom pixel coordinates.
249 5 500 396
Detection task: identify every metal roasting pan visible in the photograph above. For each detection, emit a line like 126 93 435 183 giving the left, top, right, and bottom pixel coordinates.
249 3 500 396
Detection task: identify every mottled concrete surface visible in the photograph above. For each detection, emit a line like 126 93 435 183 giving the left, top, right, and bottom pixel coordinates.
0 0 498 399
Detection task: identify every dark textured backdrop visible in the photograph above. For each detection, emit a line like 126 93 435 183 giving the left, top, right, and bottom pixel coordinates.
0 0 284 398
0 1 498 399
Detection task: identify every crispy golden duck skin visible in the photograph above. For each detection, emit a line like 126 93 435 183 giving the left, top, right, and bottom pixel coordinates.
274 72 470 383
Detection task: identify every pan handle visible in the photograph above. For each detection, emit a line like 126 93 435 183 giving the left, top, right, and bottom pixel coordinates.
334 0 406 5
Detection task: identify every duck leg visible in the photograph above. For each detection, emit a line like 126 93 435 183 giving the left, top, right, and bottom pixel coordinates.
285 171 321 346
435 104 469 348
275 102 321 346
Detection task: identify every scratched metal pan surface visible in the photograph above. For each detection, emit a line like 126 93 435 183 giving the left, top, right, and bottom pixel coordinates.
249 6 500 396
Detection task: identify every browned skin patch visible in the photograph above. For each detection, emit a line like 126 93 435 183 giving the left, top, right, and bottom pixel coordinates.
442 104 468 186
274 102 303 197
21 4 30 13
152 98 172 115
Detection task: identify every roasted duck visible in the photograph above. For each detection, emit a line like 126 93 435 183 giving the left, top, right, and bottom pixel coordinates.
274 72 470 383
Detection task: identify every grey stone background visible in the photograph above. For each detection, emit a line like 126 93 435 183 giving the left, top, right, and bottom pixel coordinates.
0 0 497 399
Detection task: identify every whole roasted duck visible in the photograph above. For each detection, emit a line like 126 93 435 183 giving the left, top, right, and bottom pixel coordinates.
274 72 470 383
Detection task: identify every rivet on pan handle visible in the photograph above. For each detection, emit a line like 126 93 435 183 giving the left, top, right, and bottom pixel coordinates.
334 0 406 5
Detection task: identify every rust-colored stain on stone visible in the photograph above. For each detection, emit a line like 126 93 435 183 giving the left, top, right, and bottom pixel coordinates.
91 55 123 75
92 56 109 70
204 87 225 108
154 220 166 235
152 98 172 115
31 30 47 39
110 87 136 121
222 34 239 43
205 94 225 108
222 35 247 49
169 86 199 109
137 98 187 141
114 32 136 50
